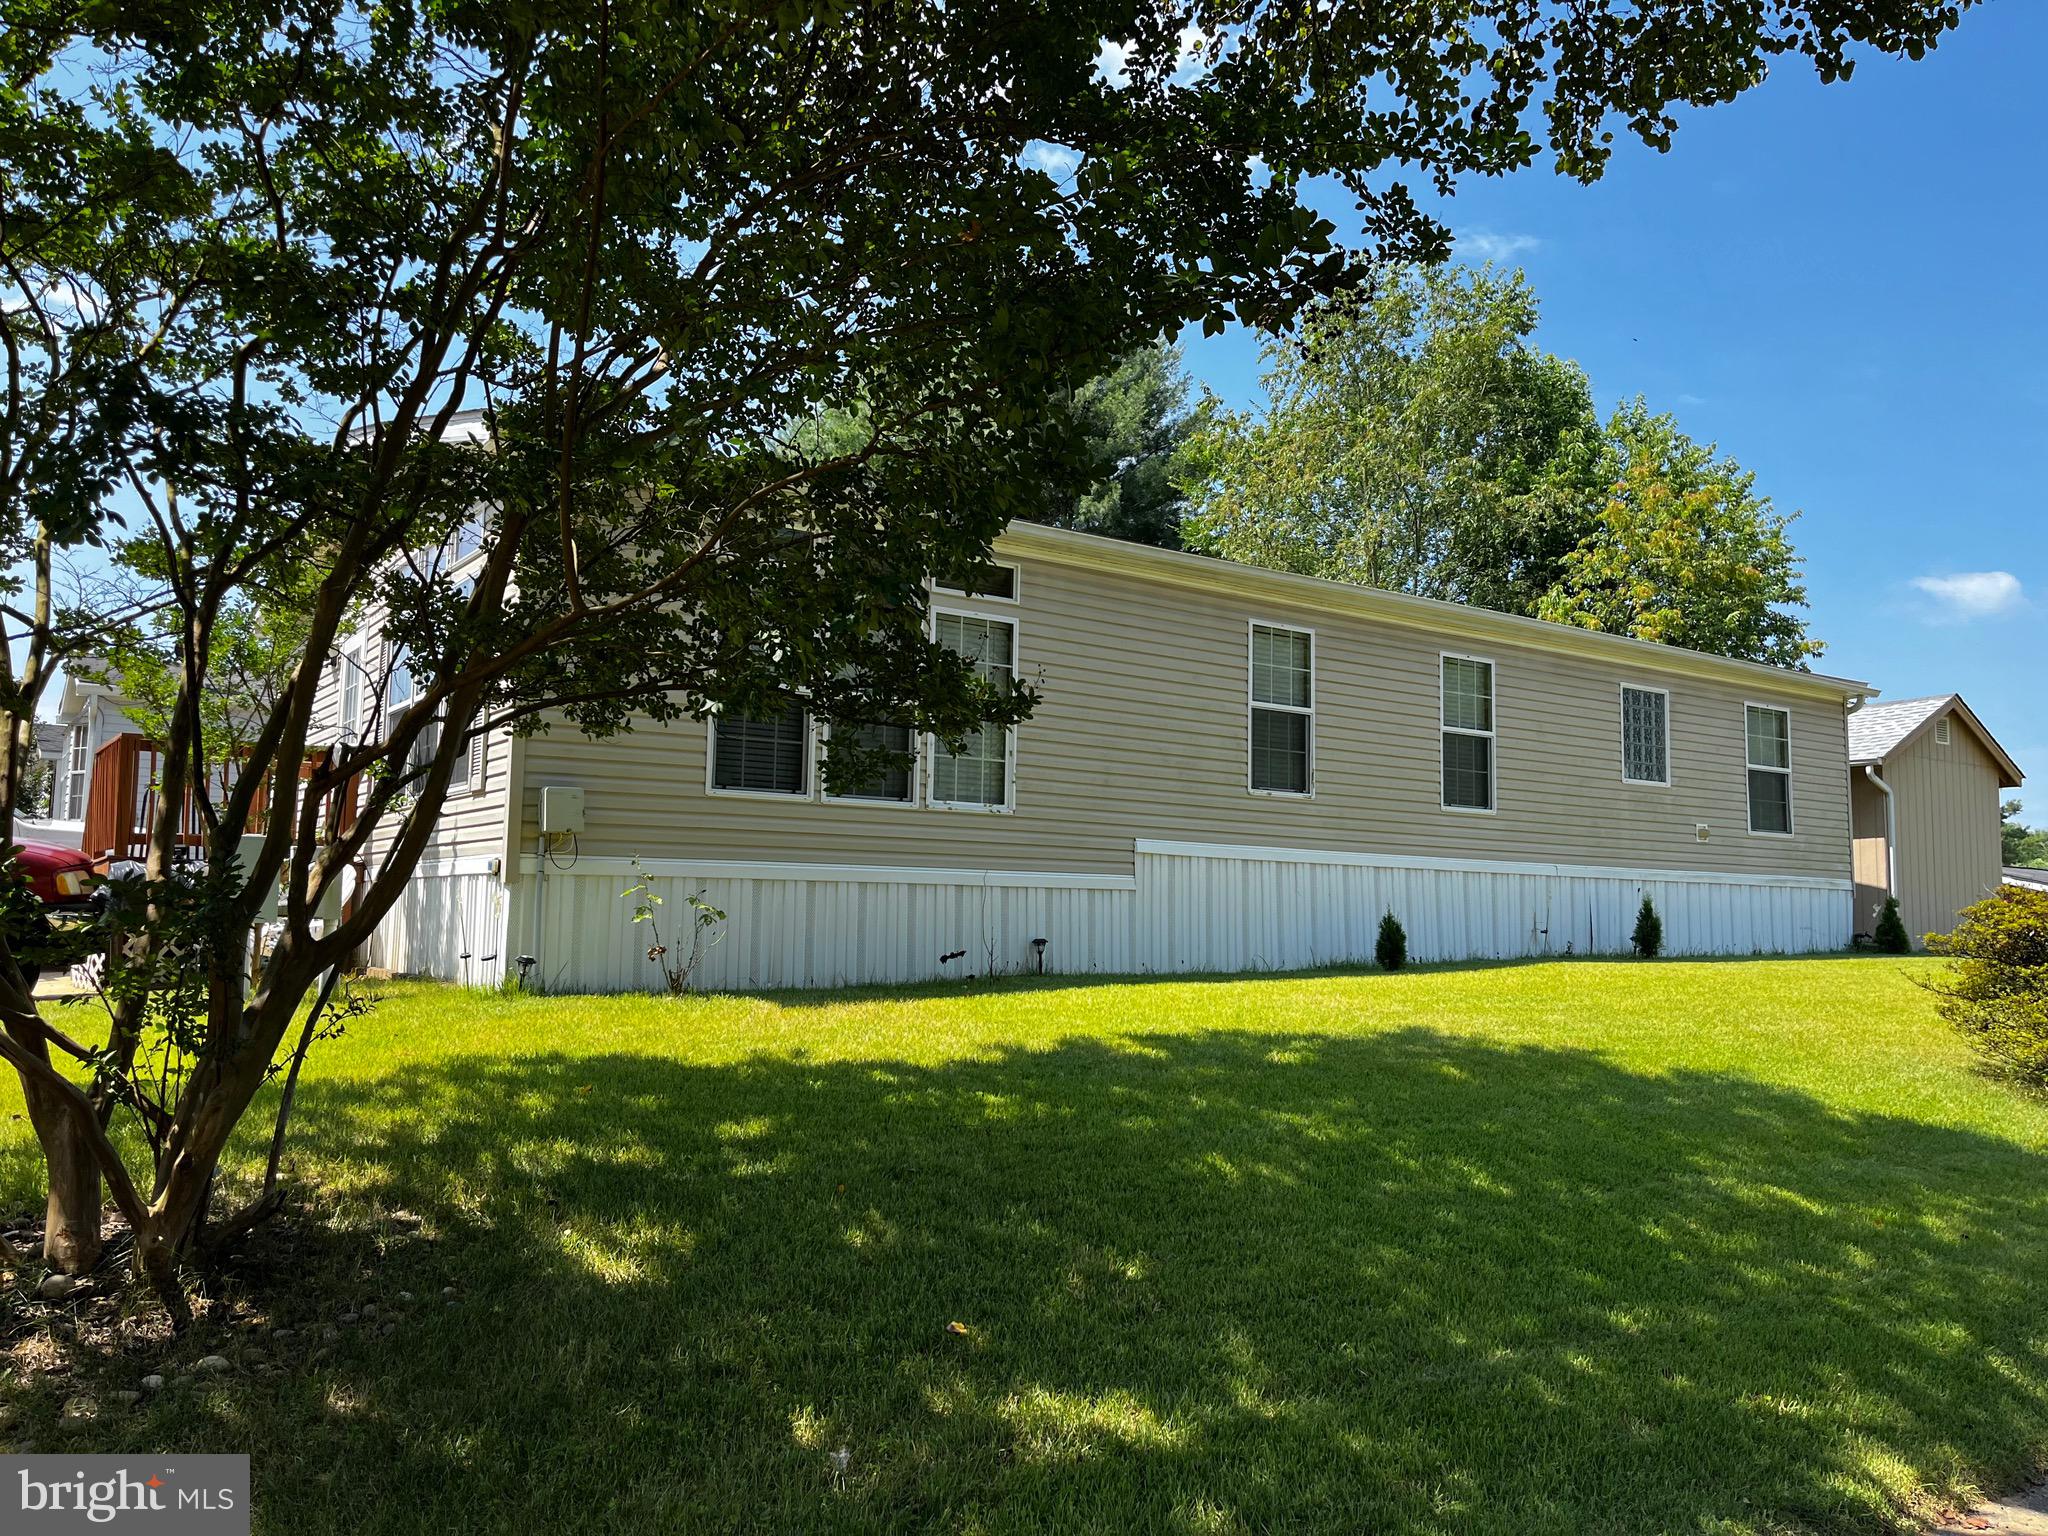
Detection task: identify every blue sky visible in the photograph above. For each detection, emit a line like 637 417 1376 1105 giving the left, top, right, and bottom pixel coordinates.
1180 2 2046 817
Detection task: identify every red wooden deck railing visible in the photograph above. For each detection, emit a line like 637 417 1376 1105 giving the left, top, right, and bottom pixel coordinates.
81 734 360 870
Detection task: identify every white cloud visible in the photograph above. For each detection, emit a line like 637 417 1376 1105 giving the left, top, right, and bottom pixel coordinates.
1910 570 2025 622
1020 141 1081 180
1094 26 1209 90
1457 229 1542 264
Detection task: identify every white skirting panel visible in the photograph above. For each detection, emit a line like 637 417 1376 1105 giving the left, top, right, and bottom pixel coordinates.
367 861 509 987
504 858 1138 993
381 843 1851 994
1135 840 1852 969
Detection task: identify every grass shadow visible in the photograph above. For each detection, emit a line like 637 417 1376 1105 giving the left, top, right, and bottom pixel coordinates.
17 1023 2044 1534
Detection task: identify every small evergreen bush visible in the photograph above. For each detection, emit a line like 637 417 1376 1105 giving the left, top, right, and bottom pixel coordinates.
1925 885 2048 1086
1375 912 1407 972
1872 895 1911 954
1631 895 1663 959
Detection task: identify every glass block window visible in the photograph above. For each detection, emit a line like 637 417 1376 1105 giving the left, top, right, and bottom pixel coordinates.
930 613 1015 808
1249 624 1312 794
712 702 809 795
1745 704 1792 834
1441 656 1495 810
1621 686 1669 785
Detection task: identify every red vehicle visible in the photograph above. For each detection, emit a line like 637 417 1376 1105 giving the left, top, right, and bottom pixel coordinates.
11 839 98 987
16 839 95 912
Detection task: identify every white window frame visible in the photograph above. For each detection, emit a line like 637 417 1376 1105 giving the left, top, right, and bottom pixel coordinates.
1439 650 1497 815
64 720 88 820
819 719 920 810
1934 715 1952 747
338 638 368 740
386 639 415 713
930 561 1020 604
704 702 816 800
1246 620 1314 799
1743 701 1794 838
1619 682 1673 788
924 602 1019 814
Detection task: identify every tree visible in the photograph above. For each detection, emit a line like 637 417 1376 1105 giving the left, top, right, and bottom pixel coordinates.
2002 800 2048 868
0 0 1980 1310
1179 264 1602 601
1050 343 1194 548
1631 895 1663 958
1537 403 1824 668
1873 896 1910 954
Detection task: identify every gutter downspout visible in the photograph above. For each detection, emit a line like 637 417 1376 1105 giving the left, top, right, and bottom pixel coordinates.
1862 763 1897 899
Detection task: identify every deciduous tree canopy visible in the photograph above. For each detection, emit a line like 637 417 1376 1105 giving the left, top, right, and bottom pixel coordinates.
0 0 1974 1304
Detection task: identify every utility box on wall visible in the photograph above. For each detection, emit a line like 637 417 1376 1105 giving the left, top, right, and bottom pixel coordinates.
540 784 586 835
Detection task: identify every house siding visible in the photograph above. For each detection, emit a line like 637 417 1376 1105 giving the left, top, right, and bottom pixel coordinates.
1887 724 2004 943
513 542 1854 884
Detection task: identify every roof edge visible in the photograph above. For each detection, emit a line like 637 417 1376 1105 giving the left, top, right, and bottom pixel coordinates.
1853 694 2024 788
1000 522 1874 702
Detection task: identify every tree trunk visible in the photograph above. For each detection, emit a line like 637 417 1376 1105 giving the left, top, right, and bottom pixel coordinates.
23 1075 103 1271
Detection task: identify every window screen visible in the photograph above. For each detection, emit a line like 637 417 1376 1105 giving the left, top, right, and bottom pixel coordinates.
713 703 809 794
1441 657 1495 810
1745 705 1791 834
1249 624 1312 793
1621 687 1669 784
930 614 1014 807
829 722 914 803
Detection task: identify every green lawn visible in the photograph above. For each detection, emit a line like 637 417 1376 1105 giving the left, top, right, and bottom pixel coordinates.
5 957 2048 1533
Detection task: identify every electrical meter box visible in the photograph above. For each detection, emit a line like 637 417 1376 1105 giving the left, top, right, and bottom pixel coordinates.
540 784 586 835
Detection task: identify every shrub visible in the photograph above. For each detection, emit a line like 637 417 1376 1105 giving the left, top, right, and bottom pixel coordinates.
1924 885 2048 1086
1872 895 1911 954
1631 895 1662 959
1375 912 1407 972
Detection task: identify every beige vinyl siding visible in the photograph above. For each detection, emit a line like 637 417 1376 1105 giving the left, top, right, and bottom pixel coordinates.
515 547 1853 882
1887 722 2004 943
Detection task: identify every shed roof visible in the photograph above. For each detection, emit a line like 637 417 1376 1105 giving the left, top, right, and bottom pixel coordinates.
1848 693 2023 787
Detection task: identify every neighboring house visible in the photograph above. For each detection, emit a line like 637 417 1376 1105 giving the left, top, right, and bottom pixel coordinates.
334 521 1886 993
1848 694 2024 946
20 667 144 849
2003 866 2048 894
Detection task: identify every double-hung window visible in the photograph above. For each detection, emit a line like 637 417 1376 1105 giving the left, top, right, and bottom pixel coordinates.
65 723 87 819
1745 704 1792 834
710 703 811 795
1440 655 1495 812
928 612 1015 810
1248 624 1312 795
1620 686 1670 786
338 643 366 740
825 722 916 804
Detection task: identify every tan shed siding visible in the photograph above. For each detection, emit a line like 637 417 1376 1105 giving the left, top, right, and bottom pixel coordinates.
1888 724 2004 942
1848 771 1891 932
516 550 1852 882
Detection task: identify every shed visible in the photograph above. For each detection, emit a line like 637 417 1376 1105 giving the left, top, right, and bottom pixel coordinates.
1848 694 2023 945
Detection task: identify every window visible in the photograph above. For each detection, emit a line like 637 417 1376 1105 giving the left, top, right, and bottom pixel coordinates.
448 514 486 568
64 722 87 819
387 649 414 712
710 703 810 795
1935 715 1952 747
1248 624 1312 795
932 562 1018 602
1620 686 1670 786
824 721 915 804
928 611 1015 809
1441 655 1495 812
1745 704 1792 835
338 644 365 738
